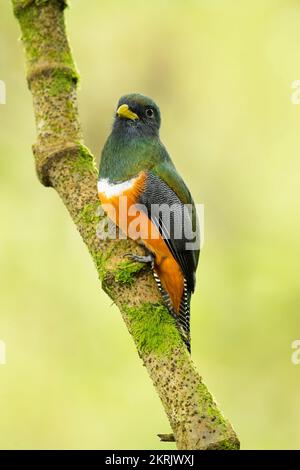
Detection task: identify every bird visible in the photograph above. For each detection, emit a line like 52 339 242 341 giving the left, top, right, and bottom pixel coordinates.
98 93 200 351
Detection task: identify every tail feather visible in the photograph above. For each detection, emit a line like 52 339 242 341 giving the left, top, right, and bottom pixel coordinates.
178 278 192 352
153 273 191 353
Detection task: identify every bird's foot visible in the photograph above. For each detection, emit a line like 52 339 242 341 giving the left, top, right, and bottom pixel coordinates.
124 252 155 270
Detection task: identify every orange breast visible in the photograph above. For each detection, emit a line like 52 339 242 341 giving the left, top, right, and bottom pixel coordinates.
98 172 184 313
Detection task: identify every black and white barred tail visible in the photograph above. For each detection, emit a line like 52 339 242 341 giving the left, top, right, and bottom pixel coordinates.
153 272 191 353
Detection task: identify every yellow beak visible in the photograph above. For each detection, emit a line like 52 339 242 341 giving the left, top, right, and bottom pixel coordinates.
117 104 139 121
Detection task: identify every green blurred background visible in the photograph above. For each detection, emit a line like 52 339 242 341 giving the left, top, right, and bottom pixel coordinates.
0 0 299 450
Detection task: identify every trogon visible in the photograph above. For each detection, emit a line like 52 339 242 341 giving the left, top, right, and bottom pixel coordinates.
98 94 200 351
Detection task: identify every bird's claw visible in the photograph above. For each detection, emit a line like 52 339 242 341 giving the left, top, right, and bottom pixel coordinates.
124 252 155 270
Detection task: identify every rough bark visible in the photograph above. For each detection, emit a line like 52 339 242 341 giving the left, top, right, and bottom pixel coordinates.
12 0 240 450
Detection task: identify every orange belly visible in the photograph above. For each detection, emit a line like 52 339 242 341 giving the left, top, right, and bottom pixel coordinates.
98 172 184 312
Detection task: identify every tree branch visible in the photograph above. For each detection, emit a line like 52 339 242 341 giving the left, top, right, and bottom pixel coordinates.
12 0 239 450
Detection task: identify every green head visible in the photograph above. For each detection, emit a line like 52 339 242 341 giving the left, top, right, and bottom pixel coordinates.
100 94 166 181
113 93 161 138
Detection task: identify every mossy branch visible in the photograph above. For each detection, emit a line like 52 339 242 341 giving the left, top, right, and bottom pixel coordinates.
12 0 240 450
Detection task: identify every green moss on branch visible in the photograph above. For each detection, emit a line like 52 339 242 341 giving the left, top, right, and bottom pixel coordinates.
197 382 227 432
115 260 145 285
13 0 67 17
76 202 101 226
124 303 182 356
70 144 97 177
47 68 78 96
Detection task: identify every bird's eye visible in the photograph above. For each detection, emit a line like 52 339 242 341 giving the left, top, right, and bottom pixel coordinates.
145 108 154 118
